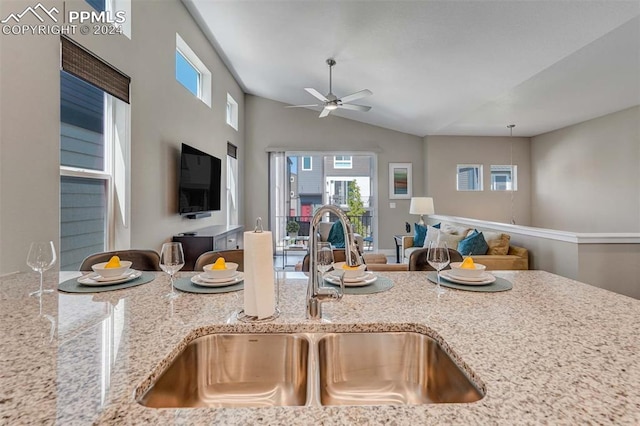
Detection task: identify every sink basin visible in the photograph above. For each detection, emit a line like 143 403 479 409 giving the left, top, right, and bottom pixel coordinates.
137 330 483 408
317 332 483 405
138 333 309 408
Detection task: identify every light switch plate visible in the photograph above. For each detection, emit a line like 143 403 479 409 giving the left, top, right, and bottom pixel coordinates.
390 202 396 209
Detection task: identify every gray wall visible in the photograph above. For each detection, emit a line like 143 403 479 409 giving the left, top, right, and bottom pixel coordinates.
531 106 640 232
0 0 244 274
244 95 423 250
424 135 532 225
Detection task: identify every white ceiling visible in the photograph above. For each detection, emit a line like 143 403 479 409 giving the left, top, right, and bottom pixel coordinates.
184 0 640 137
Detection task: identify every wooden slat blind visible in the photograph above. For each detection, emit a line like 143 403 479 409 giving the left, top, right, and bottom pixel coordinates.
227 142 238 159
61 35 130 103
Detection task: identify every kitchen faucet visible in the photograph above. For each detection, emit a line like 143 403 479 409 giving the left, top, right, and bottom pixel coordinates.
307 205 363 319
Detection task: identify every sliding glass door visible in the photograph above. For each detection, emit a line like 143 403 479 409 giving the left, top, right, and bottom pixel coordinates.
269 151 377 253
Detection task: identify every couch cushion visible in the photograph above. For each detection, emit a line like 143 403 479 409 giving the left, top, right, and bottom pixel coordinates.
441 223 471 236
457 230 489 256
486 233 510 255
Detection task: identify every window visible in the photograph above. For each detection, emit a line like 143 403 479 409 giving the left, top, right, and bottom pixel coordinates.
60 37 130 270
302 156 312 171
85 0 131 39
490 165 517 191
226 94 238 130
334 155 352 169
175 34 211 107
457 164 483 191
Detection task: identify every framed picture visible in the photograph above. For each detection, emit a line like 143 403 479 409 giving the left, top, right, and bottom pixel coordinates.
389 163 412 199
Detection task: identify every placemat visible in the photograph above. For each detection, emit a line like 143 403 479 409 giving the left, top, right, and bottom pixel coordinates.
59 272 156 293
174 277 243 294
324 275 393 295
427 272 512 292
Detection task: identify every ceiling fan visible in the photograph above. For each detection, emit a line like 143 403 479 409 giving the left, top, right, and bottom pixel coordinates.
287 58 372 118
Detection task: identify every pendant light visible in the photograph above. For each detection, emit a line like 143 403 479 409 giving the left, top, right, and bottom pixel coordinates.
507 124 516 225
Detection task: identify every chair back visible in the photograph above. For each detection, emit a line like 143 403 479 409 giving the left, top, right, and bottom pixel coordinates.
194 249 244 272
300 249 366 272
79 249 161 271
408 248 463 271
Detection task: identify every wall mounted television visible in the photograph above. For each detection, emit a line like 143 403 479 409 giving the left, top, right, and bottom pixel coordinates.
178 143 221 219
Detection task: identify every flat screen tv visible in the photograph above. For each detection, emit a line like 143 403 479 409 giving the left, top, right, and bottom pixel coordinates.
178 143 221 218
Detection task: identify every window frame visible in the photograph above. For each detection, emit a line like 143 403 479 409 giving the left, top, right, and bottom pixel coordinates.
301 156 312 171
175 33 212 107
334 155 352 169
490 165 518 191
456 164 484 191
226 93 238 130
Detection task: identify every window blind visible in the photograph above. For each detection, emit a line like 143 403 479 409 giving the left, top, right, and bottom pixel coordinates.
60 35 130 104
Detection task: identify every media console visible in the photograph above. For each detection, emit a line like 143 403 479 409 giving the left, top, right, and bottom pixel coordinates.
173 224 244 271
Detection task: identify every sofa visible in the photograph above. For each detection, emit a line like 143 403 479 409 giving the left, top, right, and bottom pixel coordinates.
401 223 529 270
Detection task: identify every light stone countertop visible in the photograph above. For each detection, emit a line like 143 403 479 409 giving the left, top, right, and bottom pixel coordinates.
1 270 639 425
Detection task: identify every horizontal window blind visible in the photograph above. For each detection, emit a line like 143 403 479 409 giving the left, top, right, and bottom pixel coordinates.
61 35 130 103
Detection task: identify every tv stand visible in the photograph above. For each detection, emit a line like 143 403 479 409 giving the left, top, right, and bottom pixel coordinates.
173 224 244 270
184 212 211 220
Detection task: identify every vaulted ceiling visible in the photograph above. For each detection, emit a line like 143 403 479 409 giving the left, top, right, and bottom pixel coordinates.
184 0 640 137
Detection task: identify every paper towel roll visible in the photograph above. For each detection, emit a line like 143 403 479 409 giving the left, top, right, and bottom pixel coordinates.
243 230 275 318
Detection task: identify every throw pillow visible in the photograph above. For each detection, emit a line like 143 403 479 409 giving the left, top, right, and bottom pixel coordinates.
481 231 503 243
327 221 345 248
438 231 466 249
441 223 471 235
413 223 428 247
423 225 441 247
457 230 489 256
486 233 510 255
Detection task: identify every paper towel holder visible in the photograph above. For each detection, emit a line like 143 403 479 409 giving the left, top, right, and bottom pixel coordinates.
254 217 264 233
236 307 280 323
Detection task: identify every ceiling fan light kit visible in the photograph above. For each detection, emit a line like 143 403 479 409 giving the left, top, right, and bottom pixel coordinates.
287 58 372 118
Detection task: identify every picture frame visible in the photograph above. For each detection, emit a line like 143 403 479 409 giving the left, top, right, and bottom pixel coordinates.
389 163 412 199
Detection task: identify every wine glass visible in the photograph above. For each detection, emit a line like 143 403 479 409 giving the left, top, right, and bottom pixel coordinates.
26 241 57 297
159 242 185 300
427 240 450 295
316 242 334 284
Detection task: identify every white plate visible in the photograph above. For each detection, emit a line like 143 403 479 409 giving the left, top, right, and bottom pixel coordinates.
78 270 142 286
92 269 135 282
446 270 492 282
192 272 244 287
440 270 496 285
325 271 377 287
197 272 241 283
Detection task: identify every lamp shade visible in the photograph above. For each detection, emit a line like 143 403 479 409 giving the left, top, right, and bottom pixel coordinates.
409 197 434 215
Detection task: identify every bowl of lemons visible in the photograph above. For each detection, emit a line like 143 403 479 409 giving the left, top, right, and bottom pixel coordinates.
203 257 238 279
92 256 132 278
332 262 367 280
449 257 486 279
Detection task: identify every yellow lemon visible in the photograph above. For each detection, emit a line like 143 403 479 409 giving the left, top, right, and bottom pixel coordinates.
460 257 475 269
212 257 226 270
104 255 121 269
342 264 360 270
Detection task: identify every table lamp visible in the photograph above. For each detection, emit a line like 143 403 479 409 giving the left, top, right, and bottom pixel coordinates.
409 197 434 226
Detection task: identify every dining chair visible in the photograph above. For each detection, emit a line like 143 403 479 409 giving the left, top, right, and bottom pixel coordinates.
194 249 244 272
408 248 463 271
79 249 162 271
300 249 349 272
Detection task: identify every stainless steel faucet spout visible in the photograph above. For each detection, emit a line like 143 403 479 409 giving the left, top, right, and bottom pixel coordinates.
306 205 363 320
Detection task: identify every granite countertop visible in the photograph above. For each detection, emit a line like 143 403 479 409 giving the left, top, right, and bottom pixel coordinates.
1 270 639 424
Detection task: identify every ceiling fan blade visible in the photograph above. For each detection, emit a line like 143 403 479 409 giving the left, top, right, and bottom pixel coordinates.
339 103 371 112
305 88 329 102
319 108 331 118
285 104 319 108
339 89 372 104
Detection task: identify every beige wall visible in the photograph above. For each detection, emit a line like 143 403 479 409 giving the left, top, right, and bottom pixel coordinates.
0 0 244 274
424 135 531 225
531 106 640 232
244 95 423 250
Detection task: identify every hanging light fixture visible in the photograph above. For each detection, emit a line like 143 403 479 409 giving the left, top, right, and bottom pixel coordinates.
507 124 516 225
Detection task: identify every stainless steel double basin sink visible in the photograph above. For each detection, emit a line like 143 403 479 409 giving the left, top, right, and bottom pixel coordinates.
138 331 484 408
